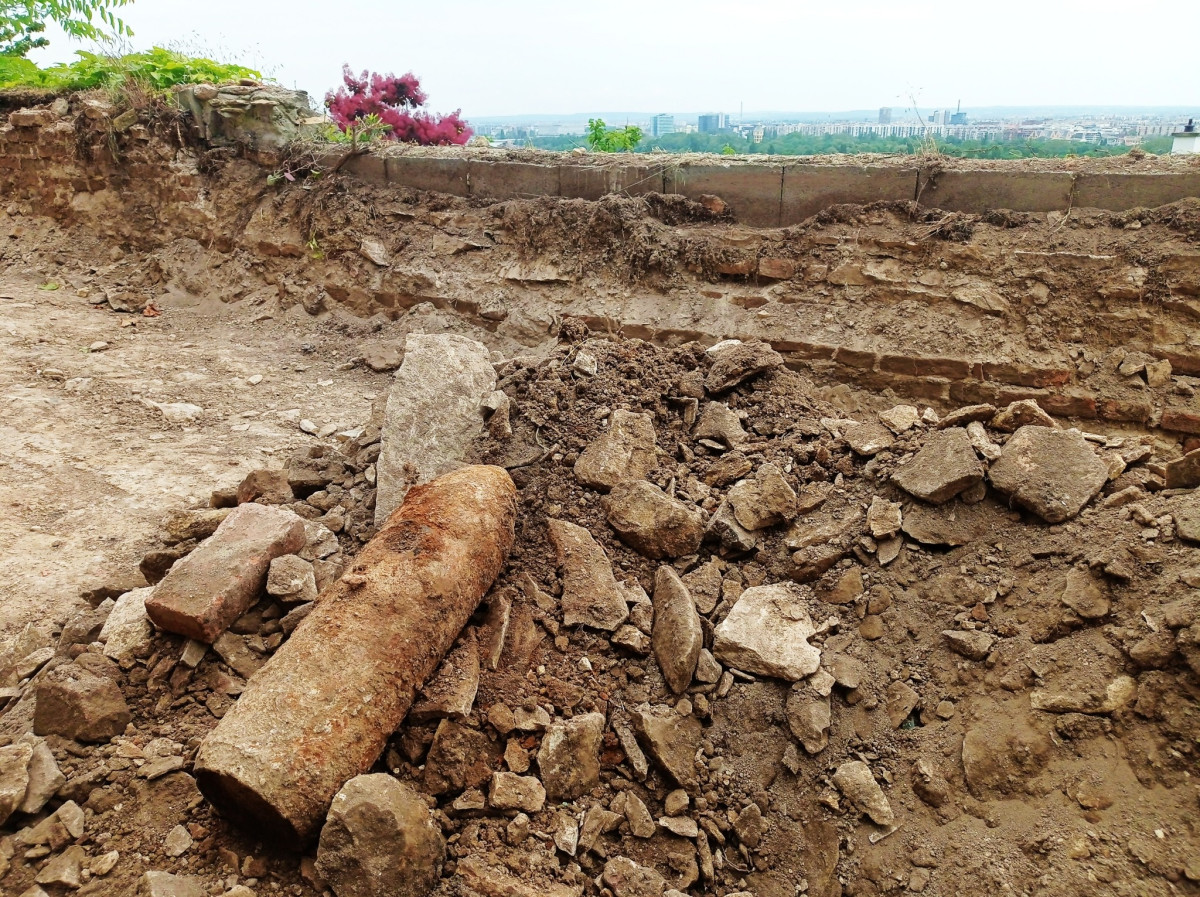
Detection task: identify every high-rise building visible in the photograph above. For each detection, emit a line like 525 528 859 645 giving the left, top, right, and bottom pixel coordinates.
698 113 727 133
878 107 892 125
651 113 675 137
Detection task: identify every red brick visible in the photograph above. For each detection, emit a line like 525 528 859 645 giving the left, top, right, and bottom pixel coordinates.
996 387 1049 405
1040 391 1098 419
145 504 306 643
982 361 1073 388
757 257 796 279
774 340 835 360
949 380 999 405
879 354 917 377
1161 408 1200 435
913 356 973 380
9 109 53 127
833 346 878 370
1097 398 1153 423
882 374 951 401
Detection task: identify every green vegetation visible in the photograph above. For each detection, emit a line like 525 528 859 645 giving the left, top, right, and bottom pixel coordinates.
0 46 261 92
532 130 1165 159
1 0 132 57
585 117 642 152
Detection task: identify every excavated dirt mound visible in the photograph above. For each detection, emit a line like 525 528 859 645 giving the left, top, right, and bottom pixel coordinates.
2 325 1198 897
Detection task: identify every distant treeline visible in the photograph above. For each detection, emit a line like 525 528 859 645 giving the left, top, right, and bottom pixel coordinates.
523 131 1174 158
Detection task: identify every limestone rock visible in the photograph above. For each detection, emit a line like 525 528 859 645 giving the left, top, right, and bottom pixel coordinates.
603 482 704 559
549 519 629 631
727 463 797 530
631 706 702 789
0 741 33 825
878 405 920 433
937 405 996 431
579 805 623 853
236 468 294 505
988 426 1109 523
457 856 582 897
733 802 766 848
891 428 985 504
681 559 723 615
942 630 996 661
17 735 64 815
990 399 1057 432
37 846 85 889
786 684 830 754
574 410 658 491
844 421 895 456
100 586 154 668
703 450 752 486
866 496 902 539
603 856 667 897
33 664 131 742
422 720 502 796
832 760 894 826
885 680 920 728
361 339 405 372
161 507 232 544
1164 448 1200 490
376 334 496 524
652 567 702 694
410 633 480 722
820 568 864 605
694 403 747 448
1172 493 1200 543
537 713 605 801
212 632 264 679
713 583 821 680
704 500 756 553
704 340 783 393
622 792 656 838
489 772 546 814
316 774 446 897
266 555 318 603
1059 567 1110 619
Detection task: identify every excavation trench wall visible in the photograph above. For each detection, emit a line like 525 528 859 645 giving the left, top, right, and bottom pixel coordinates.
1 101 1199 442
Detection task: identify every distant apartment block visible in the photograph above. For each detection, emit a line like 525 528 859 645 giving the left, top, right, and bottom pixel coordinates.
878 107 892 124
651 114 675 137
698 113 728 133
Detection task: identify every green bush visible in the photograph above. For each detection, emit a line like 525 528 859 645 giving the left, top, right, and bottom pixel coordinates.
0 46 261 92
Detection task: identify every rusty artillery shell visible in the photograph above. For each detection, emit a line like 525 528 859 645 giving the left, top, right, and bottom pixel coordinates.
193 465 517 843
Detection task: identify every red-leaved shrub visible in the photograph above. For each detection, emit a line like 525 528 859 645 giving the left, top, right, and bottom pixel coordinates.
325 66 472 145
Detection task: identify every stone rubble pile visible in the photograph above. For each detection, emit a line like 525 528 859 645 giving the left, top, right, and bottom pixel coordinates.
0 332 1198 897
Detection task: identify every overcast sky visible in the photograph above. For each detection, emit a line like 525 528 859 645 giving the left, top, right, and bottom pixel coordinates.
30 0 1200 119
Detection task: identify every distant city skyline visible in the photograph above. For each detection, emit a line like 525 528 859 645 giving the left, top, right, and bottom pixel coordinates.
28 0 1199 119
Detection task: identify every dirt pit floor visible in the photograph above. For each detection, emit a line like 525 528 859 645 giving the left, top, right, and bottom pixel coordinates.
1 180 1199 897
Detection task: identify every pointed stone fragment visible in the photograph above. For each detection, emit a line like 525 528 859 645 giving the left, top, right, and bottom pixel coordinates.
548 519 629 631
411 632 481 722
652 567 702 694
